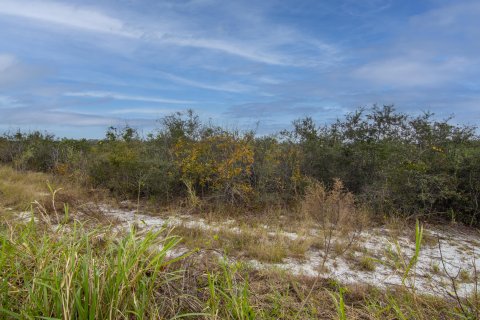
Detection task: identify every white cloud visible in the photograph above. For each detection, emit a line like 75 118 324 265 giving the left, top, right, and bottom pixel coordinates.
341 0 393 17
0 0 285 64
109 108 174 115
354 57 470 87
0 54 17 71
64 91 194 104
0 53 44 88
158 71 253 93
161 36 289 66
0 0 140 37
351 1 480 89
0 107 118 126
0 0 339 67
410 1 480 28
0 95 21 108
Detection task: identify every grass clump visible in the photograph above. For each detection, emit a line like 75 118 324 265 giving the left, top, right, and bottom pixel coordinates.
459 269 472 283
431 263 441 275
0 220 196 319
206 261 256 319
358 256 376 272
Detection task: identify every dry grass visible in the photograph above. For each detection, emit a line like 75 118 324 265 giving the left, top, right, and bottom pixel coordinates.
421 230 439 247
0 216 472 319
385 214 410 238
459 269 473 283
0 165 52 208
234 265 461 319
0 165 105 217
358 256 377 272
171 223 312 264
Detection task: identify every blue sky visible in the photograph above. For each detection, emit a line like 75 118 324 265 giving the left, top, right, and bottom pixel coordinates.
0 0 479 138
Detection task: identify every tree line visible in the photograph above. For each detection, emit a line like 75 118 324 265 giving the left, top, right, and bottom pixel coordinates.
1 106 479 225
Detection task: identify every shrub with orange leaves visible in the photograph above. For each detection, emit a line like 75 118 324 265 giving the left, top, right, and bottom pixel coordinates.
174 132 255 205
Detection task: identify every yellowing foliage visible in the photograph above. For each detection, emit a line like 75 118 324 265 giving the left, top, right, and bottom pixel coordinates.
174 133 254 203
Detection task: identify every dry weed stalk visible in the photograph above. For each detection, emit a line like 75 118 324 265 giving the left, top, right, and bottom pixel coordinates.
437 238 480 318
302 179 367 270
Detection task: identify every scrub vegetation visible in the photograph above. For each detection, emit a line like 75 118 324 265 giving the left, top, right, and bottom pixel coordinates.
1 105 480 319
1 105 479 225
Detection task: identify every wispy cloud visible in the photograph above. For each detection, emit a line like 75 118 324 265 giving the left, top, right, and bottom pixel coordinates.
341 0 393 17
0 53 44 88
343 1 480 96
354 57 471 87
0 0 339 67
0 0 478 137
0 0 139 37
0 95 22 108
409 0 480 29
160 36 290 66
0 106 160 128
0 53 16 71
109 107 175 115
0 107 119 126
64 91 194 104
158 71 253 93
225 99 327 119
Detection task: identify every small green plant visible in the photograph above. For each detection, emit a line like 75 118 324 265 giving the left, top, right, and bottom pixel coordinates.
207 261 256 320
388 220 424 289
459 269 472 282
401 220 424 285
329 286 347 320
359 256 376 272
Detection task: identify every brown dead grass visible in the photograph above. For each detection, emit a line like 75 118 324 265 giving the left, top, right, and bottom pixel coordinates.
0 165 52 208
171 223 313 264
0 165 105 215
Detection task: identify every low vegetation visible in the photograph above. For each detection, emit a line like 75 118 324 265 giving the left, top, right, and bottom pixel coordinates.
0 221 192 319
1 210 479 319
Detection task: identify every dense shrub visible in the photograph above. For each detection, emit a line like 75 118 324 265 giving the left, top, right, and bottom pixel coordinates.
1 106 479 224
174 132 255 204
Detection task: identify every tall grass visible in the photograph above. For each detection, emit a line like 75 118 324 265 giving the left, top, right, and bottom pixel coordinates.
0 219 196 319
0 218 477 319
329 286 347 320
207 261 255 320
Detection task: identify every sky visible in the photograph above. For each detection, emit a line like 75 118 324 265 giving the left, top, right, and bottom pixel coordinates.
0 0 479 138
